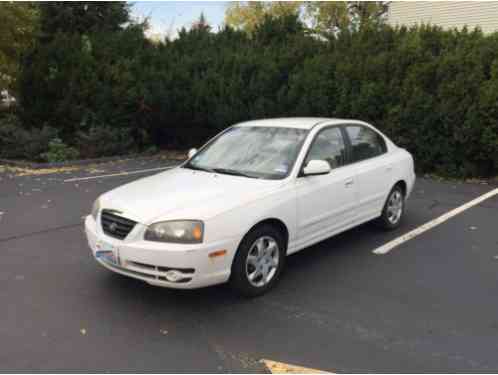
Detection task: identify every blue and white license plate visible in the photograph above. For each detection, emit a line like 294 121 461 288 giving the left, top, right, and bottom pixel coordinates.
95 240 119 265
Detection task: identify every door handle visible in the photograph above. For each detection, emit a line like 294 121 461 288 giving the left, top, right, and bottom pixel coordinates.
345 178 354 187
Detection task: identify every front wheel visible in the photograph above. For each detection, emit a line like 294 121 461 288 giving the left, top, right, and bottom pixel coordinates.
230 225 285 297
378 185 405 230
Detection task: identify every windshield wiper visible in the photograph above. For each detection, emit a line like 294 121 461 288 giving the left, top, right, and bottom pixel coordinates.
212 168 258 179
183 164 215 173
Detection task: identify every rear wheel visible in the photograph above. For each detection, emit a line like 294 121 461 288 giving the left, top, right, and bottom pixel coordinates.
230 225 285 297
378 185 405 230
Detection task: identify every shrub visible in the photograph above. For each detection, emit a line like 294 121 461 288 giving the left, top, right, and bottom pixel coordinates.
40 137 79 162
0 113 27 159
75 125 137 158
0 113 58 160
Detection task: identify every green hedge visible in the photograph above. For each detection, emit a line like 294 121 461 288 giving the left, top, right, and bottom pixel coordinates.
11 15 498 177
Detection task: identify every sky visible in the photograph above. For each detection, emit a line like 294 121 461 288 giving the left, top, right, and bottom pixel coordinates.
130 1 228 39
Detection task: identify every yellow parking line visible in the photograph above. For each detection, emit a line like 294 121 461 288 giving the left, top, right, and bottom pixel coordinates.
261 359 333 374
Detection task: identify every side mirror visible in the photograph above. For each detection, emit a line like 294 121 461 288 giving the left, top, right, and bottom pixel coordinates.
302 160 331 176
188 148 198 159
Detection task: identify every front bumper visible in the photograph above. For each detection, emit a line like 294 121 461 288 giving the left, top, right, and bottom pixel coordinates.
84 215 238 289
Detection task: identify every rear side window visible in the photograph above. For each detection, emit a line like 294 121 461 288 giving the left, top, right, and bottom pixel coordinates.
305 127 347 170
345 125 387 162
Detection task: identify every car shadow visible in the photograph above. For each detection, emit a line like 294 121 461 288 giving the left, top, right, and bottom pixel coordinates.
101 219 388 312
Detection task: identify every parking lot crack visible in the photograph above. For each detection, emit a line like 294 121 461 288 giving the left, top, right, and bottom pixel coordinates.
0 222 81 243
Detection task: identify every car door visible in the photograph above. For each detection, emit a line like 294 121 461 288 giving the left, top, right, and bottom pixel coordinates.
344 124 393 222
295 126 357 248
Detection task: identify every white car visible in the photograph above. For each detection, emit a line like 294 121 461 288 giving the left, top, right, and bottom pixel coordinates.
85 118 415 296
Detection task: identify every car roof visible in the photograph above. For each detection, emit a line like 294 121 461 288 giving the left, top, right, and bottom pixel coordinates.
235 117 359 130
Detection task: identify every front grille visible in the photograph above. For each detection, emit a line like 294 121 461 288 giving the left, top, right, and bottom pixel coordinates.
127 260 195 275
102 261 156 280
101 209 137 240
127 260 194 283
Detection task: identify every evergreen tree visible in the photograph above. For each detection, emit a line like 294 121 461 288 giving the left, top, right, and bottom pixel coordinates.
38 2 130 39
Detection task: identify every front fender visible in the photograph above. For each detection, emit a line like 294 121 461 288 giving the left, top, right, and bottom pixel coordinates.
204 184 297 258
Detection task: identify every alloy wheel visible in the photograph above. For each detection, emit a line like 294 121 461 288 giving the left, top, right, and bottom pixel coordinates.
387 190 403 224
245 236 279 288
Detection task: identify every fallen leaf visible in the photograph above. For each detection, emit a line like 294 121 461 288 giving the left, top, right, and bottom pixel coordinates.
160 329 168 335
80 328 86 335
14 166 78 177
88 168 105 174
470 226 477 230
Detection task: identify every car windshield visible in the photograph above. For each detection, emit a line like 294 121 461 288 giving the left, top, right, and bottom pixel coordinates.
184 126 308 179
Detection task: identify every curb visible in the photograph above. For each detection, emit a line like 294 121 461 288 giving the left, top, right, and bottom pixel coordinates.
0 153 186 170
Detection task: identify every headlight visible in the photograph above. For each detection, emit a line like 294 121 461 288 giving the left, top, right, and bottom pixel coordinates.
144 220 204 244
91 199 101 221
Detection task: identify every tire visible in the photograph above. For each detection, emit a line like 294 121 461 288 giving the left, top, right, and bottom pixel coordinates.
378 185 405 230
230 224 286 297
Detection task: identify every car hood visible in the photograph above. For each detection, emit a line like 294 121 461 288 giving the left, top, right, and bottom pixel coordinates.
100 167 283 224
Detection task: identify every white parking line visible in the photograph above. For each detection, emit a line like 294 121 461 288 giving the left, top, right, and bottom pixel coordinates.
63 166 175 183
373 187 498 255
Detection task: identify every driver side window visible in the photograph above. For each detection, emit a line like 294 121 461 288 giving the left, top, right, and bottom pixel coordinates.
305 127 347 170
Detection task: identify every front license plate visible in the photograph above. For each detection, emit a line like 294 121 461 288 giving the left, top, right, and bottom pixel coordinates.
95 240 119 265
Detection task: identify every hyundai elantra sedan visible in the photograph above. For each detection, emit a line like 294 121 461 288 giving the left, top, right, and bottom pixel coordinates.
85 118 415 296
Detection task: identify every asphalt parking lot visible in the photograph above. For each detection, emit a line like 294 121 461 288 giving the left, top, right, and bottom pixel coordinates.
1 157 497 372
